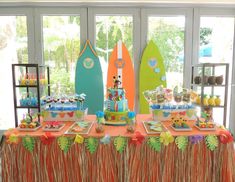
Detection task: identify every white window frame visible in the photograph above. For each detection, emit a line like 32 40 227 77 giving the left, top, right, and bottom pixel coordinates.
193 7 235 132
141 8 193 89
0 8 34 64
88 7 141 112
34 7 87 65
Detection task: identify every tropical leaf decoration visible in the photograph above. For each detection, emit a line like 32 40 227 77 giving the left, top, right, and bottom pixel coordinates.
6 134 19 144
85 137 98 154
147 137 161 152
175 136 188 151
57 136 72 153
205 135 218 151
114 136 127 153
22 136 35 152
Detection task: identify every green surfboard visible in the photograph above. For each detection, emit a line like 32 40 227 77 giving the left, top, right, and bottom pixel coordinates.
139 40 167 114
75 40 104 114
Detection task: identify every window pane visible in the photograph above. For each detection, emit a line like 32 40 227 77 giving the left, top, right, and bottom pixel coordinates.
0 16 28 129
96 15 133 93
199 17 234 126
43 16 80 95
148 16 185 89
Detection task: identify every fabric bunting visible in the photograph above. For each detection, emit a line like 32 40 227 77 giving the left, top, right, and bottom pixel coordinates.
22 136 35 152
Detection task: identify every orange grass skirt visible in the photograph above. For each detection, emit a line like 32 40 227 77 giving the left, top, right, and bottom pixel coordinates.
1 137 235 182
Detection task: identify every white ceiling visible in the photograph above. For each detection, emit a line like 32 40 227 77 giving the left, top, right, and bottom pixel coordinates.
1 0 235 4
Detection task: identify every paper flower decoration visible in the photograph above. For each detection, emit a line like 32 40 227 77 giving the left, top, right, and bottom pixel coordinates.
85 137 99 154
7 134 19 144
74 134 84 144
128 112 136 119
219 130 234 144
147 137 161 152
160 132 174 146
205 135 218 151
129 131 145 146
189 135 203 144
57 136 72 153
22 136 35 152
114 136 127 153
100 134 111 144
175 136 188 151
40 132 55 145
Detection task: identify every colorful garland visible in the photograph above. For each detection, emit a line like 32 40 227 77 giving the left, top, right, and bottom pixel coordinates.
5 130 234 154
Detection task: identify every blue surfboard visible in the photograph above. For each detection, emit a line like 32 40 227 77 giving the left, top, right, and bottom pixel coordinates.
75 40 104 114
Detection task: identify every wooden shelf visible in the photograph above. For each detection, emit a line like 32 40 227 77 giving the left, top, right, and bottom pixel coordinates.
12 64 51 127
191 63 229 126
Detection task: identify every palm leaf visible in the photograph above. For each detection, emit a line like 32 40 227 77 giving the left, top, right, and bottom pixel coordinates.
57 136 72 153
22 136 35 152
85 137 98 154
205 135 218 151
175 136 188 151
114 136 126 153
147 137 161 152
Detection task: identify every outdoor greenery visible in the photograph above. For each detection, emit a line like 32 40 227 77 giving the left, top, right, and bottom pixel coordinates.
96 16 133 62
16 16 212 94
149 18 185 73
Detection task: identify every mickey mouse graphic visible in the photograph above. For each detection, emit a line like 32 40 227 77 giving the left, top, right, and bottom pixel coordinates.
113 75 122 89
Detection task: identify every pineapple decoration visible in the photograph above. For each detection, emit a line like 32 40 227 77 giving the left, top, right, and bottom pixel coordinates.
208 95 215 106
203 95 209 106
196 94 201 105
215 95 221 106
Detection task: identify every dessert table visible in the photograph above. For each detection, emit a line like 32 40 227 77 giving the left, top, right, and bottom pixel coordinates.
1 114 235 182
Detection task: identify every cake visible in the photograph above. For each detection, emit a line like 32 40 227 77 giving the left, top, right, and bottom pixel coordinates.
103 76 129 125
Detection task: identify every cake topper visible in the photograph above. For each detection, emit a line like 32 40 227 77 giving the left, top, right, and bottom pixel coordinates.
113 75 122 89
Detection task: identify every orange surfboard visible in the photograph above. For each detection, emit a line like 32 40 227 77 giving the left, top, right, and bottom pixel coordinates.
107 41 135 110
